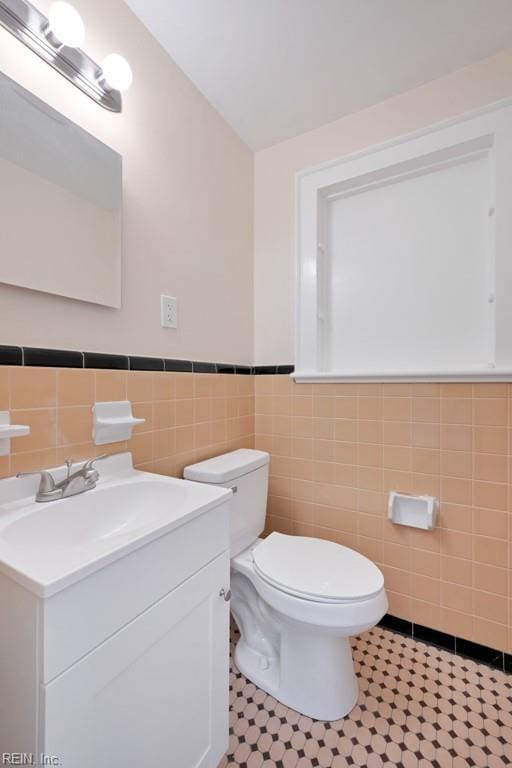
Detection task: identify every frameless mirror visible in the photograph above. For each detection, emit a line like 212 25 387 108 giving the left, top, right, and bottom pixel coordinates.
0 71 122 307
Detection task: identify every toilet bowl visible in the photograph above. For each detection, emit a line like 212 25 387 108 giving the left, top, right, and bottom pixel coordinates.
184 449 388 721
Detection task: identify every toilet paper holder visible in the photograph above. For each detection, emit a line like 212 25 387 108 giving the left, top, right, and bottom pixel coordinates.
388 491 438 530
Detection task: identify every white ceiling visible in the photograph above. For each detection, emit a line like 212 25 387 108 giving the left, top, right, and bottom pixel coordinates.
125 0 512 150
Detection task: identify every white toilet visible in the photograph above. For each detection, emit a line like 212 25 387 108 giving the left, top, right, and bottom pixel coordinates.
184 448 388 721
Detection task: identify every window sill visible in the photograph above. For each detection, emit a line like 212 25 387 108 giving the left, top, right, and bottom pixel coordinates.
292 369 512 383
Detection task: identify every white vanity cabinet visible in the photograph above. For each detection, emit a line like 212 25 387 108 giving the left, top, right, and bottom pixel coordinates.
0 460 231 768
43 552 229 768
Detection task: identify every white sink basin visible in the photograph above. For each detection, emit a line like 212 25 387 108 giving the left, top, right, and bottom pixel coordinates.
0 453 231 597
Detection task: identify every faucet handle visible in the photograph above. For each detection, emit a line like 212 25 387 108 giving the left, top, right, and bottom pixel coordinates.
16 469 56 493
82 453 108 471
81 451 123 471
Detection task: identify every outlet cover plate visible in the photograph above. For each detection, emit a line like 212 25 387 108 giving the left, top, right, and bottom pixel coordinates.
161 295 177 329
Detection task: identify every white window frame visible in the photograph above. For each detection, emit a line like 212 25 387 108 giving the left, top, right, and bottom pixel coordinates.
293 99 512 383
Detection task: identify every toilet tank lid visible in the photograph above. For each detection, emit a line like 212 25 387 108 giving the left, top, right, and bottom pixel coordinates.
184 449 270 484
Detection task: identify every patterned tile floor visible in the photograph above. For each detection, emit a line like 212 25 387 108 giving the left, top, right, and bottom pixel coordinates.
220 624 512 768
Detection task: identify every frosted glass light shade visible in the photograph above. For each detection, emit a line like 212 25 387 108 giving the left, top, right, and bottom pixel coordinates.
48 2 85 47
101 54 133 92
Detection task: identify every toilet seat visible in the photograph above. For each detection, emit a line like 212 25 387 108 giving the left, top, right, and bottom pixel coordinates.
252 532 384 603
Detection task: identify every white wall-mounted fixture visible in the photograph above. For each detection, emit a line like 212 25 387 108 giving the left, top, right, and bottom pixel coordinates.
0 411 30 456
294 99 512 382
161 295 178 329
0 0 133 112
388 492 438 531
92 401 144 445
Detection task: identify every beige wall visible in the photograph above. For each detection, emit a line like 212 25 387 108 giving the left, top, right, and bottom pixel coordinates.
0 0 253 364
254 47 512 365
3 16 512 369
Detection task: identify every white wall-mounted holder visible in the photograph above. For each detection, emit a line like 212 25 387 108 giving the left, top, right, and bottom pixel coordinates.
92 401 145 446
388 491 438 531
0 411 30 456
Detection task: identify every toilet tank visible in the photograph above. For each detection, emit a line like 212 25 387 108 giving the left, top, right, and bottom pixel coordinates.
184 449 269 557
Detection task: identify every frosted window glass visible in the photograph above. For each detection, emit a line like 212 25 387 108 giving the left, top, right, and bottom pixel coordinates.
326 155 491 372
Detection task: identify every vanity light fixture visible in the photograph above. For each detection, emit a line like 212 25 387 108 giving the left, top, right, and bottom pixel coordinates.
0 0 132 111
47 1 84 48
101 52 133 93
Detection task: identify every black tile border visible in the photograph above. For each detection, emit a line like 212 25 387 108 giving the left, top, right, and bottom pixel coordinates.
0 345 294 375
455 637 503 669
84 352 128 370
378 613 510 674
0 345 22 365
193 361 216 374
252 365 278 375
164 359 193 373
414 623 455 653
129 356 164 372
378 614 412 636
252 365 295 375
216 364 236 374
23 347 83 368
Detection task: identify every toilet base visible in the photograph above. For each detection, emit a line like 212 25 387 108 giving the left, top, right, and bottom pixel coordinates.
234 622 359 722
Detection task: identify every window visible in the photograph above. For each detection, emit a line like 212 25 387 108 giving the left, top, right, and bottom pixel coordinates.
294 102 512 382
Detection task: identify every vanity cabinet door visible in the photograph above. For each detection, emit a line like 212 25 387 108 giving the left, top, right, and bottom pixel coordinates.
41 551 230 768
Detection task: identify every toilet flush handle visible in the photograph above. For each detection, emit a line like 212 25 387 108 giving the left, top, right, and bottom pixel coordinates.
228 485 237 494
219 588 231 601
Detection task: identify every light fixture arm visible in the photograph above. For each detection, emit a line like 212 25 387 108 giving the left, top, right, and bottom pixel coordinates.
0 0 122 112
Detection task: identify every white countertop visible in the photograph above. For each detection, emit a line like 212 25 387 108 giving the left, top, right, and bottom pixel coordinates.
0 453 231 598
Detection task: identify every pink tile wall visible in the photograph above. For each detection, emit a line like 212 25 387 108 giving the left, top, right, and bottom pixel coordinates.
0 367 254 479
255 377 512 653
2 362 511 653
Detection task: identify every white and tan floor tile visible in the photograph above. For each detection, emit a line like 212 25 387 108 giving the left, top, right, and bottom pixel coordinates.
220 625 512 768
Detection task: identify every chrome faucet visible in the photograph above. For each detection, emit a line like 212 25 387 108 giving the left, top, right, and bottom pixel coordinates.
17 453 113 502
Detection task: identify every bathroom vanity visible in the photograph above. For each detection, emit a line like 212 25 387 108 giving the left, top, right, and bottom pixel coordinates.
0 454 231 768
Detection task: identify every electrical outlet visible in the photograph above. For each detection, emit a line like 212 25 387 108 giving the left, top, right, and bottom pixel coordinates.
161 295 177 328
